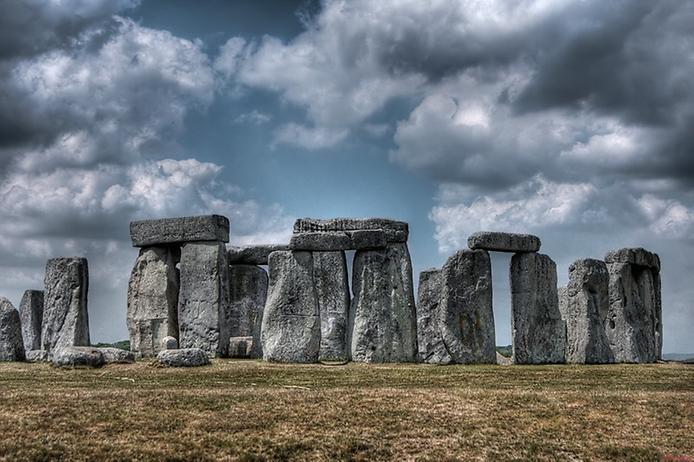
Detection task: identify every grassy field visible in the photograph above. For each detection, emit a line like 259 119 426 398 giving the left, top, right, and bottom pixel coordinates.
0 361 692 461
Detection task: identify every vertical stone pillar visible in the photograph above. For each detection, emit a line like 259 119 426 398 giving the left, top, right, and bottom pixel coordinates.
314 251 350 362
19 289 43 352
261 251 321 363
42 257 90 352
416 268 452 364
229 264 268 358
510 253 566 364
127 246 180 357
438 249 496 364
0 298 25 361
178 241 231 357
564 259 613 364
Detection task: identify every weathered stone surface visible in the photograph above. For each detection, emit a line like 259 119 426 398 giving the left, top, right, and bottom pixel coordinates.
467 231 541 253
606 251 661 363
156 348 210 367
26 350 51 362
565 259 614 364
261 251 320 363
227 244 289 265
229 264 268 359
99 347 135 364
178 241 231 357
130 215 229 247
42 257 90 353
416 268 452 364
228 336 253 358
290 230 388 251
314 251 350 362
127 246 179 357
293 218 408 243
438 250 496 364
605 247 660 272
350 243 417 363
0 298 25 361
19 290 43 352
510 253 566 364
558 286 568 322
161 336 178 350
496 352 513 366
53 346 104 368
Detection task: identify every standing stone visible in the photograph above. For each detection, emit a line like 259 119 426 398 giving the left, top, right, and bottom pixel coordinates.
261 251 321 363
0 298 25 361
438 250 496 364
178 241 231 357
314 251 350 362
416 268 452 364
127 246 179 357
510 253 566 364
605 248 661 363
350 243 417 363
19 290 43 352
42 257 90 353
564 259 613 364
229 264 268 358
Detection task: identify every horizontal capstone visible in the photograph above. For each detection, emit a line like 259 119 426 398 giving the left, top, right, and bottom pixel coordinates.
227 244 289 265
604 248 660 271
130 215 229 247
293 218 408 243
467 231 541 253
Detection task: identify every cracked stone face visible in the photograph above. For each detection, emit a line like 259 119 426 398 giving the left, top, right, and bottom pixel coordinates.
19 289 43 353
229 264 268 359
0 297 25 361
313 251 350 362
416 268 453 364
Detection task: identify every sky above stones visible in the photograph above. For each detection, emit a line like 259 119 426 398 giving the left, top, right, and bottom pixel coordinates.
0 0 692 353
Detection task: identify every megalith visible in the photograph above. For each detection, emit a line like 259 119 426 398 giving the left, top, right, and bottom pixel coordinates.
416 268 452 364
605 248 661 363
438 249 496 364
313 251 350 362
261 251 321 363
229 264 268 358
510 253 566 364
177 241 231 357
19 289 43 352
350 243 417 363
564 259 613 364
0 297 25 361
468 231 541 253
127 246 179 357
42 257 90 352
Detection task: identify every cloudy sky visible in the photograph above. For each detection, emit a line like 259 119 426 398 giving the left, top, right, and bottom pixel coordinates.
1 0 692 353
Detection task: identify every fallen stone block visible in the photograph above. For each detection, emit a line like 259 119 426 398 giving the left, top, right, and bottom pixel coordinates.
127 246 179 357
0 297 25 361
161 336 178 350
130 215 229 247
19 290 43 352
605 247 660 272
467 231 541 253
42 257 90 353
229 265 268 359
228 336 253 358
261 251 320 363
350 243 417 363
157 348 210 367
314 251 350 362
26 349 51 363
293 218 408 243
99 347 135 364
416 268 452 364
227 244 289 265
53 346 104 368
510 252 566 364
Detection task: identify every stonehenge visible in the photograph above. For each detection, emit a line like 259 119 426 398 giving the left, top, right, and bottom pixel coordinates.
19 290 43 352
228 264 268 358
0 297 25 361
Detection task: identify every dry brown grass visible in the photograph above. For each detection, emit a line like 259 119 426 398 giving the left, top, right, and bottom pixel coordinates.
0 360 692 461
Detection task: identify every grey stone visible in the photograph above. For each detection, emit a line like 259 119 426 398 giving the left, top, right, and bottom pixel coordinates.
42 257 90 353
467 231 541 253
289 230 388 251
127 246 179 357
227 244 289 265
314 251 350 362
19 290 43 352
161 336 178 350
53 346 104 368
564 259 614 364
605 247 660 272
293 218 408 243
0 298 25 361
416 268 452 364
496 352 512 366
99 347 135 364
156 348 210 367
557 286 568 321
606 255 661 363
229 265 268 359
229 336 253 358
130 214 229 247
261 251 320 363
510 253 566 364
350 243 417 363
26 350 51 362
438 250 496 364
178 241 231 358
